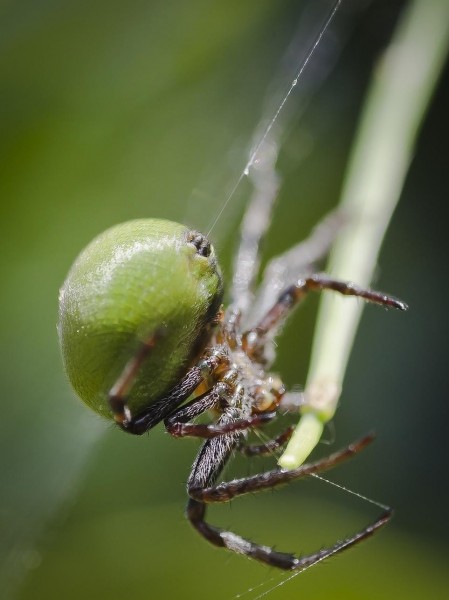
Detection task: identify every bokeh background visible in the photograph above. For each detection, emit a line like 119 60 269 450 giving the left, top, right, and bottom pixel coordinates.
1 0 448 598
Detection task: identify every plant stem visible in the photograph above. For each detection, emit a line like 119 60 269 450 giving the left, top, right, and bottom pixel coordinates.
279 0 449 469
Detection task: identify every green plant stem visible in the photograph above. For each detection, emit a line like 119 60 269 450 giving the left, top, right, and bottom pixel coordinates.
279 0 449 469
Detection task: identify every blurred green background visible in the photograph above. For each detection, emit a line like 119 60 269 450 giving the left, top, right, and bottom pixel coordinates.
1 0 448 598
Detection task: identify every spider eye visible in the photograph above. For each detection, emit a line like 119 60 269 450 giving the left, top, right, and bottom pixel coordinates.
187 230 212 258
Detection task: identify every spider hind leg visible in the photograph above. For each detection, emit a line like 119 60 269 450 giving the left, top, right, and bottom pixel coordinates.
187 498 391 570
186 428 392 570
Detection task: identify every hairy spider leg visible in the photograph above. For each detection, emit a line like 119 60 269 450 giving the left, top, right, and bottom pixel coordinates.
238 425 295 456
190 432 373 501
164 384 277 438
228 154 345 327
163 383 294 449
108 347 229 435
229 142 280 316
164 388 223 436
244 273 407 359
248 209 345 325
186 428 392 570
229 141 344 321
259 274 407 334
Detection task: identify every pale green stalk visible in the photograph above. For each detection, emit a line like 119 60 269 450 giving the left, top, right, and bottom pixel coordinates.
279 0 449 469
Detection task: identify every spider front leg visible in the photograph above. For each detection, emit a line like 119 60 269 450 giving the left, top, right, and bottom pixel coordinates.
244 274 407 358
109 341 229 435
164 381 292 447
187 427 392 570
164 383 277 439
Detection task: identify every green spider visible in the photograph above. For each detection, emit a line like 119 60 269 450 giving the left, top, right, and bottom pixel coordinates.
58 211 406 570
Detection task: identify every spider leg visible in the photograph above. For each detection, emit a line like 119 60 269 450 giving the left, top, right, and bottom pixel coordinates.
165 384 277 438
189 433 374 502
228 140 280 317
187 408 242 490
238 425 295 456
187 429 391 570
245 274 407 353
109 345 229 435
187 498 391 570
164 388 222 436
248 209 345 327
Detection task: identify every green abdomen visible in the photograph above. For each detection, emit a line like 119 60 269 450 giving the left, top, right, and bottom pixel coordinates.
58 220 222 419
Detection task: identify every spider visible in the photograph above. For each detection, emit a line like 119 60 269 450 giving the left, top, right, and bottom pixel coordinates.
58 203 406 571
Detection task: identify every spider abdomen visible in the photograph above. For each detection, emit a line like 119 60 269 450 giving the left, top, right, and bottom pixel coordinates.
58 219 223 418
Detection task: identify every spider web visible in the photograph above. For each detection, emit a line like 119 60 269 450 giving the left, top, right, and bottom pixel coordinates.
205 0 344 238
181 0 351 248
